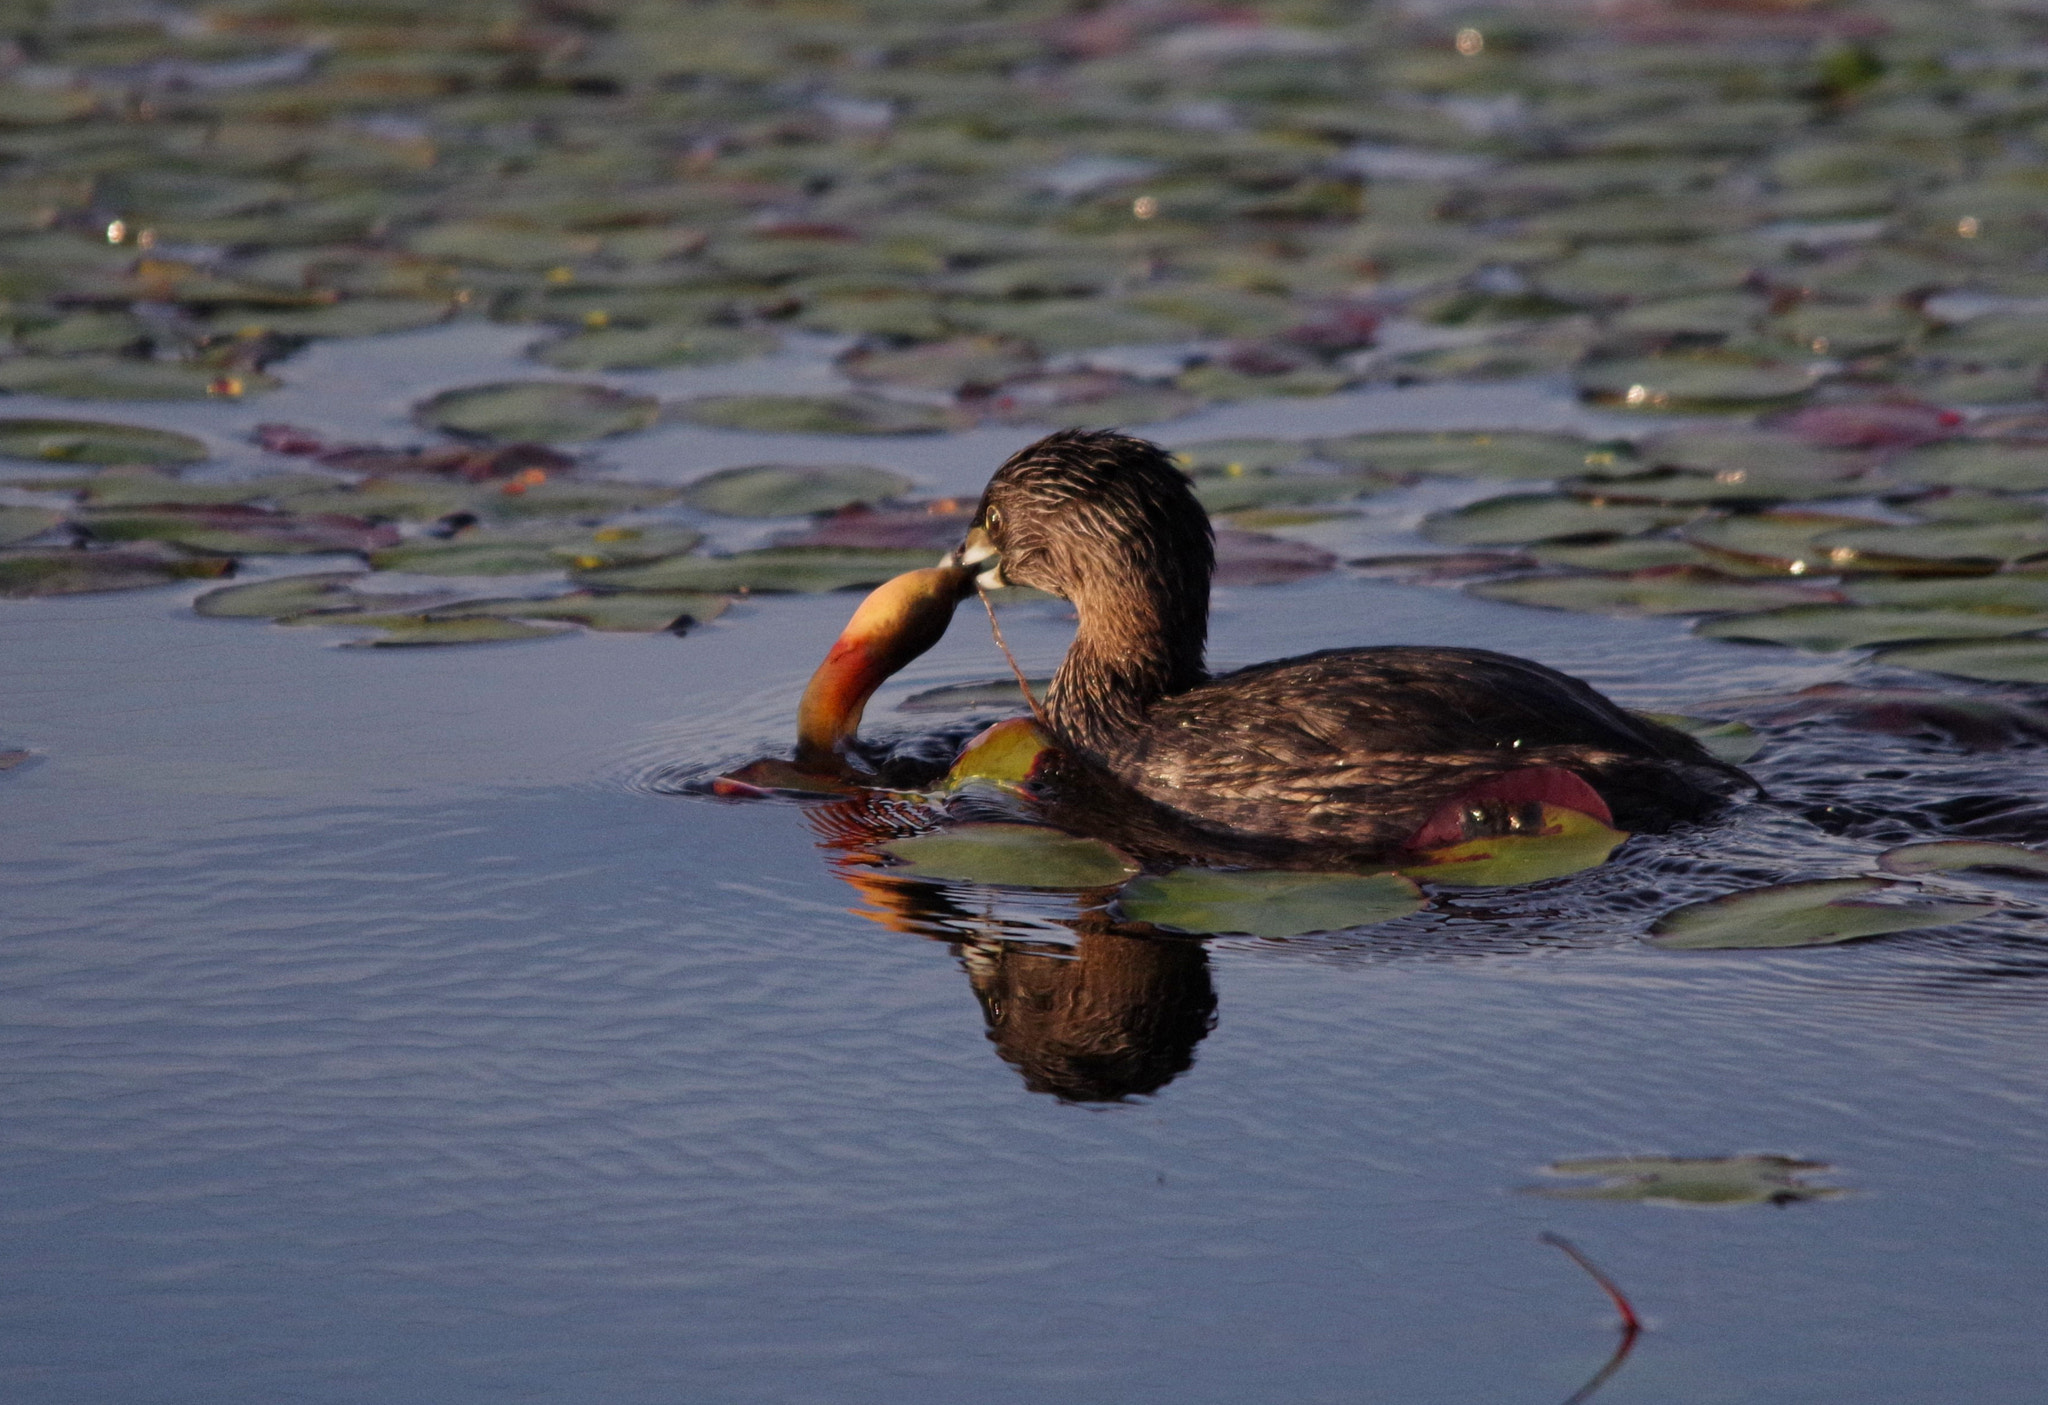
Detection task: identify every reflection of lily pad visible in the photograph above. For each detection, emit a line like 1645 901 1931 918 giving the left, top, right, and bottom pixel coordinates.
1529 1155 1845 1207
1116 868 1423 937
1696 604 2048 652
1401 805 1628 887
575 546 936 594
415 381 661 443
880 823 1139 890
1648 878 1994 949
0 417 209 465
1422 494 1691 546
676 395 954 435
193 572 369 618
1471 570 1837 616
681 464 914 517
1879 840 2048 879
1872 637 2048 683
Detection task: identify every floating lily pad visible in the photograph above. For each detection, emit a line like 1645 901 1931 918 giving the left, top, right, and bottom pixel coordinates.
681 464 915 517
1900 492 2047 526
0 546 232 597
951 298 1198 351
0 506 62 545
476 479 684 521
1638 430 1864 482
1611 292 1767 338
1633 712 1765 765
1771 302 1924 356
333 616 569 648
1422 493 1692 546
1401 804 1629 888
1471 570 1838 616
1170 439 1319 475
1872 637 2048 683
1527 538 1718 572
1320 432 1608 481
1696 604 2048 652
1190 468 1389 513
1684 511 1892 575
574 546 937 594
193 571 369 618
1879 841 2048 879
226 298 452 339
425 590 728 633
414 381 660 444
1648 878 1994 949
16 311 151 355
82 504 398 556
1566 465 1877 505
1529 1155 1845 1207
1116 869 1424 937
676 395 955 435
536 324 778 372
1887 442 2048 493
367 535 582 575
0 357 277 401
1845 575 2048 611
1813 521 2048 569
0 418 209 466
75 470 336 508
1579 355 1822 410
840 335 1039 393
899 679 1049 713
273 475 478 522
879 823 1139 890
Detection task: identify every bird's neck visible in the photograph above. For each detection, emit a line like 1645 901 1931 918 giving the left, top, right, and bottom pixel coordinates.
1046 582 1206 755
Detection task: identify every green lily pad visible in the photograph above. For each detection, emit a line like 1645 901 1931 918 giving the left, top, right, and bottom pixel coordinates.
1191 468 1390 513
950 299 1198 351
1611 292 1768 338
1684 512 1892 575
273 475 479 522
193 571 369 618
1320 431 1610 481
1638 430 1865 482
1879 841 2048 879
223 298 452 339
1845 574 2048 611
1527 538 1718 572
367 536 579 576
1567 465 1877 505
0 357 278 401
1887 442 2048 493
879 823 1140 890
1899 492 2047 526
1529 1155 1845 1207
1923 314 2048 364
535 324 778 372
1648 877 1995 949
1770 302 1924 357
1813 521 2048 569
1422 493 1692 546
475 479 683 521
75 470 337 508
1116 868 1424 937
1695 604 2048 652
680 464 915 517
0 505 62 545
676 395 955 435
840 336 1040 394
1872 637 2048 683
16 311 152 355
333 616 569 648
414 381 661 444
1633 712 1765 765
1578 355 1822 410
425 590 728 633
574 546 937 594
0 546 232 597
1169 439 1319 476
0 418 209 466
1471 569 1838 616
1401 804 1629 888
81 504 397 556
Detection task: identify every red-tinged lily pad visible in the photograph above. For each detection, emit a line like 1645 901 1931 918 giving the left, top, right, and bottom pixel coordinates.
1470 568 1842 617
940 717 1053 789
681 464 916 517
1879 841 2048 879
1212 529 1336 586
0 418 209 466
879 823 1140 890
776 502 975 551
1115 868 1424 938
1401 803 1629 888
81 504 399 556
1778 402 1961 450
0 546 233 597
1647 878 1995 949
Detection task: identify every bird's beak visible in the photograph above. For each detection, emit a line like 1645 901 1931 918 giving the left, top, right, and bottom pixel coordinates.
947 524 1005 587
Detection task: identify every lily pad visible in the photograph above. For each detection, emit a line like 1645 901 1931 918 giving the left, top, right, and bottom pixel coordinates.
414 381 660 444
333 616 568 648
1887 442 2048 493
1527 538 1718 572
1116 869 1424 937
676 395 955 436
1633 712 1765 765
574 546 938 594
1579 355 1822 410
0 546 232 597
1190 468 1389 513
879 823 1140 890
1647 877 1995 949
225 298 452 340
0 418 209 466
1872 637 2048 683
1529 1155 1845 1207
1845 575 2048 612
535 324 778 372
193 571 369 618
75 470 337 508
0 506 63 545
1813 521 2048 569
1684 511 1893 575
82 505 398 556
475 479 684 521
940 717 1054 789
0 357 277 401
1567 465 1877 505
1422 494 1692 546
1638 430 1865 482
840 336 1040 394
1471 569 1839 616
1319 432 1607 481
1170 439 1319 475
1401 804 1629 888
1879 841 2048 879
427 591 727 633
681 464 915 517
1696 604 2048 652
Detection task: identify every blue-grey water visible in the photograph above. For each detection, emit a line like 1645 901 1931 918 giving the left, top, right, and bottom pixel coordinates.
5 327 2048 1404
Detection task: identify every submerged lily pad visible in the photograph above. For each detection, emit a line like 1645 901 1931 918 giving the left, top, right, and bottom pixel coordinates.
1872 637 2048 683
1116 869 1424 937
676 395 955 435
879 823 1139 890
574 546 937 594
425 590 727 633
193 571 368 618
1648 878 1995 949
535 325 778 372
1879 841 2048 879
1529 1155 1845 1207
414 381 660 444
1401 805 1629 888
681 464 915 517
1320 432 1607 481
1471 570 1838 616
0 418 209 466
0 546 232 597
1422 494 1691 546
1696 604 2048 652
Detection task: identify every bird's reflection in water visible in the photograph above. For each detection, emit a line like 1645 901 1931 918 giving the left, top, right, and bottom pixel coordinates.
807 794 1216 1102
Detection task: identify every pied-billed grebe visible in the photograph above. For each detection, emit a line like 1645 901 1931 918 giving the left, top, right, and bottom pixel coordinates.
951 429 1751 853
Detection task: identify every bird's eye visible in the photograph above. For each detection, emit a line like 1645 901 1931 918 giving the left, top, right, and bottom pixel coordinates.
984 507 1002 534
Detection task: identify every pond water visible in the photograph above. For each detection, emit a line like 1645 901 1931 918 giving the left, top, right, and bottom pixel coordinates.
8 0 2048 1399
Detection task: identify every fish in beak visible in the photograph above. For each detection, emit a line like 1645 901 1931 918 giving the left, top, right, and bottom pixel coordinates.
794 563 978 769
